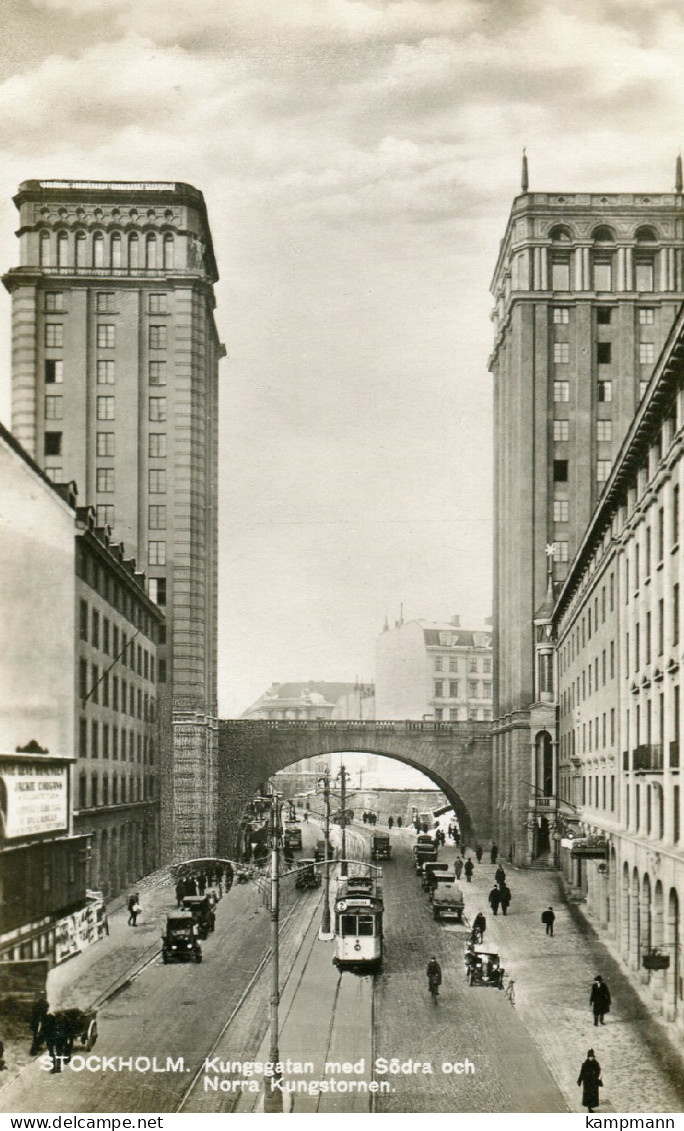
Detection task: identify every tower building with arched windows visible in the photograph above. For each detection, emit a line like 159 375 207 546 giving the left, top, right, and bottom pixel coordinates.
489 165 684 865
3 180 225 862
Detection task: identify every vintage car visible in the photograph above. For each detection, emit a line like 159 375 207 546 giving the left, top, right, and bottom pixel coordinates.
181 895 216 940
283 824 303 850
413 843 438 874
431 877 464 922
422 861 450 890
162 912 203 964
464 944 504 988
313 839 328 862
295 859 322 889
370 832 391 860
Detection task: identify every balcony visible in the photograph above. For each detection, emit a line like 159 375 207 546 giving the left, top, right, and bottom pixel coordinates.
633 744 664 774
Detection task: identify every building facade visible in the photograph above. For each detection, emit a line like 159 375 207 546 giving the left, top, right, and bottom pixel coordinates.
3 180 225 860
490 169 684 862
554 302 684 1031
375 617 493 722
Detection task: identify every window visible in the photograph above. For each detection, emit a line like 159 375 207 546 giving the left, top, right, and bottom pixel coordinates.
45 292 64 312
93 232 105 268
96 432 115 457
149 325 167 349
45 395 62 419
149 397 166 422
45 324 63 348
149 469 166 494
553 499 569 522
434 681 444 698
96 504 114 527
149 433 166 458
163 234 174 270
434 657 443 672
554 419 569 441
597 419 612 442
640 342 655 364
148 504 166 529
551 258 570 290
97 292 115 312
97 360 115 384
129 232 139 268
553 307 569 324
553 460 568 482
449 681 459 697
554 540 569 562
553 381 569 402
674 485 680 547
598 381 612 402
483 658 492 673
597 307 612 325
56 232 68 267
149 361 166 385
39 231 51 266
97 324 115 348
639 308 655 325
597 460 612 483
96 468 114 492
75 232 87 268
658 507 664 563
45 466 63 482
149 293 167 313
449 657 458 672
158 659 167 682
111 233 122 267
103 618 110 655
80 600 88 641
147 541 167 567
91 609 100 650
97 396 115 420
593 258 612 290
597 342 612 364
44 432 62 456
635 259 654 292
145 234 157 269
554 342 569 364
45 360 63 385
469 681 479 698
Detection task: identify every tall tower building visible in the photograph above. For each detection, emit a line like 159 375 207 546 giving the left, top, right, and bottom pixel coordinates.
3 180 225 861
489 160 684 863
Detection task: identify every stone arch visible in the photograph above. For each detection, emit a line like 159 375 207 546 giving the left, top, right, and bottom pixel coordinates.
534 729 553 797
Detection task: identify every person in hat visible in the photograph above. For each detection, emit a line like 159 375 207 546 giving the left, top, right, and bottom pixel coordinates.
577 1049 602 1112
590 975 611 1025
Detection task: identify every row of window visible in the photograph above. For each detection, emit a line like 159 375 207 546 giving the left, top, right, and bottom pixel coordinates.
45 323 168 350
44 428 167 464
79 603 156 675
45 395 168 422
434 657 491 673
434 707 492 721
46 291 168 314
434 680 491 699
40 230 175 271
553 419 613 442
553 379 649 403
94 467 167 494
624 492 680 598
548 256 658 293
78 771 157 811
552 458 613 484
76 545 158 640
553 341 655 365
79 660 156 717
78 717 155 764
553 306 656 325
561 646 616 716
625 591 680 671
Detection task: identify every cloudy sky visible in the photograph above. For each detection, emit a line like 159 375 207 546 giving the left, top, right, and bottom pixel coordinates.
2 0 684 715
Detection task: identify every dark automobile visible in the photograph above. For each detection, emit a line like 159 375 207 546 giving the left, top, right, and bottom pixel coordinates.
464 945 504 987
371 832 391 860
162 912 202 964
314 839 328 862
295 859 322 889
181 895 216 940
284 825 303 850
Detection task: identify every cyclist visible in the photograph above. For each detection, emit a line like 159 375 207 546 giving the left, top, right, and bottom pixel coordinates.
472 911 487 943
426 956 442 999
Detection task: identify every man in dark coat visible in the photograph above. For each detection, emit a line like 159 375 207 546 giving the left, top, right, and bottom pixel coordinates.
29 992 49 1055
577 1049 602 1112
590 975 611 1025
475 844 483 863
541 906 555 936
490 842 498 863
43 1013 68 1074
495 865 506 886
488 886 501 915
499 884 512 916
464 857 474 882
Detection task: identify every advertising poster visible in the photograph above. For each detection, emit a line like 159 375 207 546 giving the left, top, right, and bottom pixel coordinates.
1 2 684 1128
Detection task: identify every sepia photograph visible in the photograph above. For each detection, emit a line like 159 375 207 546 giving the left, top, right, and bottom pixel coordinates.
2 0 684 1119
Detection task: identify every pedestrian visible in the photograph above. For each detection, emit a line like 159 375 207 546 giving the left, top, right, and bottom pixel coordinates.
29 991 49 1055
541 906 555 936
490 842 498 864
0 1039 6 1070
397 816 402 828
488 886 501 915
577 1048 602 1113
475 844 483 863
495 864 506 886
464 857 474 883
499 885 511 916
472 912 487 941
198 873 206 895
127 893 141 926
454 856 464 879
43 1013 67 1074
175 880 184 908
388 816 394 830
590 975 611 1026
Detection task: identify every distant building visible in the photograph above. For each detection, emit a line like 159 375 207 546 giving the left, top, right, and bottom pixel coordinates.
375 616 493 721
242 681 358 721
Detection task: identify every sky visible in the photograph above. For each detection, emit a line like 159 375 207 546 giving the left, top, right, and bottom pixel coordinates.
2 0 684 716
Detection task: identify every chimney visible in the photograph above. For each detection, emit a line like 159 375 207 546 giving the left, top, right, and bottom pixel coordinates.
450 615 460 627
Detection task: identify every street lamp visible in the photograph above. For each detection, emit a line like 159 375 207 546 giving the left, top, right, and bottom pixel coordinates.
317 770 333 939
336 764 351 877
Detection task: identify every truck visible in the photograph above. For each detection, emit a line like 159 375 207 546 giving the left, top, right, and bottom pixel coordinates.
431 877 464 922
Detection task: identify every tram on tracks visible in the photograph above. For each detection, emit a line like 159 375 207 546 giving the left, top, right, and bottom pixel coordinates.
333 874 384 973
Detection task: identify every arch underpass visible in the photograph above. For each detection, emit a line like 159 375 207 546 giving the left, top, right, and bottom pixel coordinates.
217 719 493 856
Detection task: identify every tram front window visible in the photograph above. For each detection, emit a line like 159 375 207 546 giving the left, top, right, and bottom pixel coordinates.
340 914 357 934
358 915 374 936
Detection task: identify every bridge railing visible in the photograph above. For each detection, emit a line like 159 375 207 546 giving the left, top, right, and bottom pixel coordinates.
223 718 489 735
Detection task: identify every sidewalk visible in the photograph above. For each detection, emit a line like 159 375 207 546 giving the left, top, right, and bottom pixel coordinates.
458 853 684 1113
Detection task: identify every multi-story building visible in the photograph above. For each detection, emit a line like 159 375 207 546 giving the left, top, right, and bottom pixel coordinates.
554 302 684 1031
375 616 493 721
242 682 358 721
490 161 684 862
74 505 164 897
3 180 225 860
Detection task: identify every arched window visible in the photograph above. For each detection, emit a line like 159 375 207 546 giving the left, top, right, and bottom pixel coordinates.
129 232 139 269
75 231 87 269
163 233 174 270
636 226 658 243
111 232 122 268
39 231 51 266
549 225 572 242
592 225 616 243
93 231 104 268
145 233 157 269
57 231 69 268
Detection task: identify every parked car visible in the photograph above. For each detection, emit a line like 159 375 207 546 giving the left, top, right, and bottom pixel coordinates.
162 912 202 964
181 895 216 940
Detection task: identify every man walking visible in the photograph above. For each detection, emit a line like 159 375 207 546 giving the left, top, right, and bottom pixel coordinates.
541 906 555 936
490 842 498 863
499 884 512 916
590 975 611 1025
488 886 501 916
464 857 474 883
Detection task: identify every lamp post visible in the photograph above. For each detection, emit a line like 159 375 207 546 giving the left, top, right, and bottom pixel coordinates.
317 769 333 939
337 764 351 877
264 791 283 1113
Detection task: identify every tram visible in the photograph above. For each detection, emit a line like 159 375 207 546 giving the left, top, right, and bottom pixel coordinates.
333 874 384 973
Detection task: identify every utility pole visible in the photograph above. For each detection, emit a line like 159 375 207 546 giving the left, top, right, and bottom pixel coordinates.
318 769 333 939
264 792 283 1113
338 764 350 877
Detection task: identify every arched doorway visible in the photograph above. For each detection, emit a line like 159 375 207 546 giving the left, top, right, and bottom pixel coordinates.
621 861 630 961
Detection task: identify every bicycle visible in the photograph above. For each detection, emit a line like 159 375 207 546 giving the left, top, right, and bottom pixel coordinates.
502 977 516 1005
